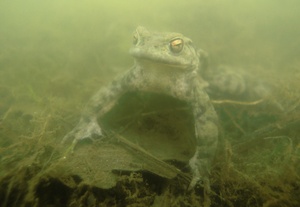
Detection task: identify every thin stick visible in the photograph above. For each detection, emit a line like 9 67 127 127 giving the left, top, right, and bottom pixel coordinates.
211 99 264 106
113 132 191 183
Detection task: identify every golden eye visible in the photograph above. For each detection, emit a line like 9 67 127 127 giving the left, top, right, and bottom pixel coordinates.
133 32 139 45
170 38 184 53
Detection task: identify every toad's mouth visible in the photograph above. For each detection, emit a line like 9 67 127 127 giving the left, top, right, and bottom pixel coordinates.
134 57 190 69
130 49 192 70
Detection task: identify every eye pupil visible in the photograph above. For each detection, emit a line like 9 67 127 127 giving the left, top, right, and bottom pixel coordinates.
170 38 184 53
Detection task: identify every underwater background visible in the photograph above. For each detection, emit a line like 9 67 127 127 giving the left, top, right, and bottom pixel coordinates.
0 0 299 206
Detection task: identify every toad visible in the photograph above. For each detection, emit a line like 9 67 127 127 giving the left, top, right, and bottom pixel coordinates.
63 26 219 190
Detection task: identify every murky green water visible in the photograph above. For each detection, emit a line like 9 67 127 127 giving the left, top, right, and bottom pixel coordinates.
0 0 299 206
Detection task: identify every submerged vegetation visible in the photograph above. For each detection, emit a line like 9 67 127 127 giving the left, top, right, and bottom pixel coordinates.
0 0 299 206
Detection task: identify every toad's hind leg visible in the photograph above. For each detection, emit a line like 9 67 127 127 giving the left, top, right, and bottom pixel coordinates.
189 84 219 191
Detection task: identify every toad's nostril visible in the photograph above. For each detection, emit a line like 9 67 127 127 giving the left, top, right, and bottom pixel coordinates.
133 33 138 45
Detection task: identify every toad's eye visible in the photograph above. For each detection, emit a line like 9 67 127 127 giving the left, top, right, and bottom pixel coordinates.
169 38 184 53
133 32 139 45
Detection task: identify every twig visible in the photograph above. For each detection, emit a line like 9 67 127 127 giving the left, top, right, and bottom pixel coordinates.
211 99 264 106
112 132 191 183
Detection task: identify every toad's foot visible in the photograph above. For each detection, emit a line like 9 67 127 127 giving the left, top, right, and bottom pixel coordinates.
188 153 211 193
62 118 102 152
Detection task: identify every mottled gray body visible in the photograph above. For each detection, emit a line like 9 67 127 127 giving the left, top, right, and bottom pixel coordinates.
63 26 218 189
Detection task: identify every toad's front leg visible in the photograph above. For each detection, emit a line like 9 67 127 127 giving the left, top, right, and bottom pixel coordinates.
189 84 219 191
62 69 135 149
